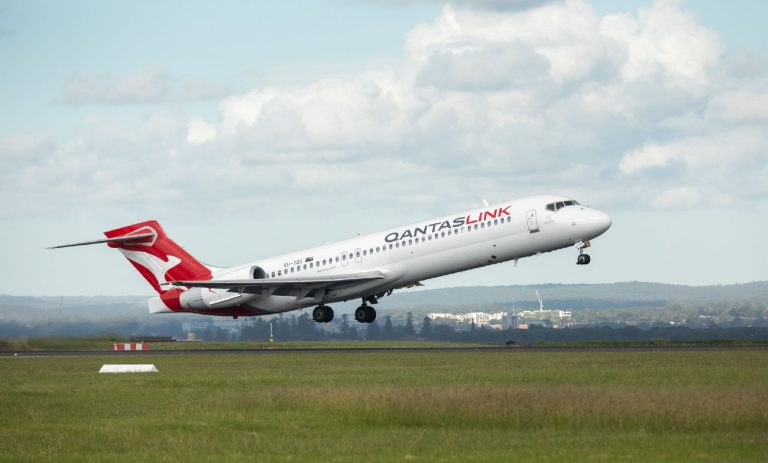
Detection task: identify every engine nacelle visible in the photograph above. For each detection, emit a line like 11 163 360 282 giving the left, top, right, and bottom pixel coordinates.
178 287 256 310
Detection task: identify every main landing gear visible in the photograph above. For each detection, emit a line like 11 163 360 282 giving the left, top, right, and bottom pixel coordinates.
313 293 387 324
312 305 334 323
575 240 592 265
354 303 376 324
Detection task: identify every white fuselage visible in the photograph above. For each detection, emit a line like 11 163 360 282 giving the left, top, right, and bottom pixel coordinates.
187 195 611 315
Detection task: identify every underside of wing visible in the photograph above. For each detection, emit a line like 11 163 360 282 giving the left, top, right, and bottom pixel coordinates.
169 270 385 294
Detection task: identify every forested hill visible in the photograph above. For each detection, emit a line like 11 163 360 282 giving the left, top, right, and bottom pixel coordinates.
1 281 766 322
385 281 768 312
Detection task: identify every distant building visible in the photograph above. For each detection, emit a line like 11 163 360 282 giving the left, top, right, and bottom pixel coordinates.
501 313 521 330
427 311 506 326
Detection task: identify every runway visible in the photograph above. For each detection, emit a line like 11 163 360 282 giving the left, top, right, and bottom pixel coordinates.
2 345 765 357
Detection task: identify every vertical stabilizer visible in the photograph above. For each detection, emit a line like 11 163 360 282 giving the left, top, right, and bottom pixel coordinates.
104 221 212 293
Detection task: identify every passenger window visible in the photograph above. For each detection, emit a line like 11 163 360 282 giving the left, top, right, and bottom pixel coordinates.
303 264 307 270
342 254 346 260
322 259 326 265
271 271 275 277
494 219 498 225
278 270 282 276
441 232 445 237
474 224 478 230
363 250 367 256
376 246 380 252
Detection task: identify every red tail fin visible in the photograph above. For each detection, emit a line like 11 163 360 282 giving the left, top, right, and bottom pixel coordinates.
104 220 212 293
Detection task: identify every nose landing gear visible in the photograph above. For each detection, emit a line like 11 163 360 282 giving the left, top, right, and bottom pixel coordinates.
575 240 591 265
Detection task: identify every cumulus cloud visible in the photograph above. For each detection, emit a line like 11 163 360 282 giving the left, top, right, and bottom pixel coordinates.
600 0 724 91
8 0 768 223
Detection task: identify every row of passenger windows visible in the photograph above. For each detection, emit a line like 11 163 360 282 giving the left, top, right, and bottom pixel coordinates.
545 200 579 211
266 215 514 278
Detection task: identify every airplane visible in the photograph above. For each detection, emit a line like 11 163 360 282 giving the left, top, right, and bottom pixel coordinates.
50 194 611 324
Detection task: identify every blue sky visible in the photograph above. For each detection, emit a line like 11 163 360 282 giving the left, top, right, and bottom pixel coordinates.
1 0 766 296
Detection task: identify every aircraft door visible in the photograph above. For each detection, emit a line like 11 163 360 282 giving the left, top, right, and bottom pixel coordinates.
526 209 540 233
354 248 363 263
341 251 348 266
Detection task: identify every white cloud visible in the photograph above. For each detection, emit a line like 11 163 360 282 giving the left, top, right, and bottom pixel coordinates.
618 128 767 175
406 2 606 84
0 133 53 159
706 89 768 122
57 69 233 105
186 118 217 144
651 186 701 209
7 0 768 224
599 0 724 91
58 68 171 105
180 80 233 100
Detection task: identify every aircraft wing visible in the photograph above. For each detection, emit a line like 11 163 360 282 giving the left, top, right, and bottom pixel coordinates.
169 270 385 294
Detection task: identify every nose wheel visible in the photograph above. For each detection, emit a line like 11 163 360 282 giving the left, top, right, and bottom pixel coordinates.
575 240 591 265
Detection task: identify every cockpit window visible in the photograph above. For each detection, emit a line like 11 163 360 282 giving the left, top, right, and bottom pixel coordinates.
546 200 580 211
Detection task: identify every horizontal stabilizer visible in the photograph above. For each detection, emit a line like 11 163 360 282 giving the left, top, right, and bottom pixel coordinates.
47 232 156 249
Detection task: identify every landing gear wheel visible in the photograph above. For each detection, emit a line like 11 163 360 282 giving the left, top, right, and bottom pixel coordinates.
577 254 591 265
364 306 376 323
355 305 376 323
312 305 334 323
355 305 368 323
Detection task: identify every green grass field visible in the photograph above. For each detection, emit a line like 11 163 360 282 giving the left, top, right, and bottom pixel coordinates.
1 350 767 462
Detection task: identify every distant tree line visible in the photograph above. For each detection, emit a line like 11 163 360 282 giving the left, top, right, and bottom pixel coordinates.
2 312 768 344
230 313 768 345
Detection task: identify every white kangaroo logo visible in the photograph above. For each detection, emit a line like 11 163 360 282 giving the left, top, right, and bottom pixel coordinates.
119 249 182 286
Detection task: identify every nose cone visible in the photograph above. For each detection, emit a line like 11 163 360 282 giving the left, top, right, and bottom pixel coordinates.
586 209 612 238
